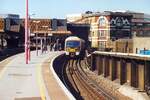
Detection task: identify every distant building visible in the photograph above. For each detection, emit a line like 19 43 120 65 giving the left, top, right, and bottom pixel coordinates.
129 11 150 54
20 18 70 35
67 11 150 52
0 14 20 49
66 14 83 23
0 14 20 32
51 19 67 31
0 18 5 32
130 11 150 37
20 18 71 49
88 11 132 51
0 14 19 19
67 11 132 51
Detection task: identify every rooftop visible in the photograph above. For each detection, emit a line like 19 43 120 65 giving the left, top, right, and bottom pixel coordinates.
0 14 19 19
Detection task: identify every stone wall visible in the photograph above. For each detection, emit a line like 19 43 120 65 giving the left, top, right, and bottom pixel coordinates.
133 37 150 53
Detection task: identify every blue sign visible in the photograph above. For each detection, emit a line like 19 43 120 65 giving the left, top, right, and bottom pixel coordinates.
139 50 150 55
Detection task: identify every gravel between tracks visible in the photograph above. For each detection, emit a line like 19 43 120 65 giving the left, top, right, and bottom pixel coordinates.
81 60 132 100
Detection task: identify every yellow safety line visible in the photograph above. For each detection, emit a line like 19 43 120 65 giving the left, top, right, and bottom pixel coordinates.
0 65 9 79
36 63 46 100
0 55 18 79
0 59 10 79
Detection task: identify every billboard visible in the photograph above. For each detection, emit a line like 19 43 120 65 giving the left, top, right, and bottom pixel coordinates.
110 16 132 30
110 15 132 39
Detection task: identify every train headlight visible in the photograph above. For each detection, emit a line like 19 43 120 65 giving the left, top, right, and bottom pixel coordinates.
66 52 69 55
76 52 79 55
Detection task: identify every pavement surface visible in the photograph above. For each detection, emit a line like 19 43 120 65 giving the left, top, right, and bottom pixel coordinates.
0 51 68 100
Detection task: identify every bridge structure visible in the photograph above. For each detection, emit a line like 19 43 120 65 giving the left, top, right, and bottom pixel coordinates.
91 51 150 94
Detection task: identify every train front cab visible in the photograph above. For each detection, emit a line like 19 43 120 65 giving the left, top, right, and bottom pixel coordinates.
65 40 80 58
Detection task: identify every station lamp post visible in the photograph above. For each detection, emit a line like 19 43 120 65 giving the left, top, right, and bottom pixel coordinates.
25 0 29 64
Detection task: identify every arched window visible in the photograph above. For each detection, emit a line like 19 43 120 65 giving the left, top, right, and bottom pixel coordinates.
99 16 108 27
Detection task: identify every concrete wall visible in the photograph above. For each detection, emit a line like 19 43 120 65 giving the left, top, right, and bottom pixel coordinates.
133 37 150 53
114 39 133 53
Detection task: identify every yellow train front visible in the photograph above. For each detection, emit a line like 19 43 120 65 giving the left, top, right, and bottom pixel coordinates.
65 36 84 58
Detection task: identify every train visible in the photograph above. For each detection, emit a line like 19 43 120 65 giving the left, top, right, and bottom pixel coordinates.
64 36 85 58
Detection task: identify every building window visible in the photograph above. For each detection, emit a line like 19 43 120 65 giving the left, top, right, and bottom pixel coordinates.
100 18 106 26
99 16 108 27
99 30 105 37
99 41 105 50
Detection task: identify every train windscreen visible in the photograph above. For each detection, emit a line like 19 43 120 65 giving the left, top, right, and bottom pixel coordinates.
66 41 80 48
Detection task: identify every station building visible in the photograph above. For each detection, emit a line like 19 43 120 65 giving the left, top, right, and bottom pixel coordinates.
20 18 71 50
0 14 71 51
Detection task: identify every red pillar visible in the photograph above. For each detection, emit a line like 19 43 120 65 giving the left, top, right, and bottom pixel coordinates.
28 28 31 61
25 0 29 64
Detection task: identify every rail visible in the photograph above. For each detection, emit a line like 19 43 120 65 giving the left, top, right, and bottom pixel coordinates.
64 58 114 100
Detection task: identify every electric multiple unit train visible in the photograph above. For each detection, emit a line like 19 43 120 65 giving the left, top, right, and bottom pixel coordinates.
65 36 85 58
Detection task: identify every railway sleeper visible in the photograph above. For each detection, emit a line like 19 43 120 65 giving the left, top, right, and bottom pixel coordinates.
75 72 103 99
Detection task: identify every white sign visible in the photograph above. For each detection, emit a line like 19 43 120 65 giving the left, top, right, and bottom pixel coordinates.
110 17 130 27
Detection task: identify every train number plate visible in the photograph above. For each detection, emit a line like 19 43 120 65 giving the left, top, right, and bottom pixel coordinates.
69 49 75 52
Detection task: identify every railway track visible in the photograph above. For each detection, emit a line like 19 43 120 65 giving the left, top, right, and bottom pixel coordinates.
62 58 115 100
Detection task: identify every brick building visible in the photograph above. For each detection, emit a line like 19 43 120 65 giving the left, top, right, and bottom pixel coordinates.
67 11 150 53
67 11 132 51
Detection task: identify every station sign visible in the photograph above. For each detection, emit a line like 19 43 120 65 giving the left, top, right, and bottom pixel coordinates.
110 16 132 31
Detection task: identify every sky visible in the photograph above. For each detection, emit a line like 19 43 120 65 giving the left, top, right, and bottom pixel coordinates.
0 0 150 18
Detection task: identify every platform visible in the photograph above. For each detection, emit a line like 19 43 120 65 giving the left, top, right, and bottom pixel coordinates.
0 51 70 100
